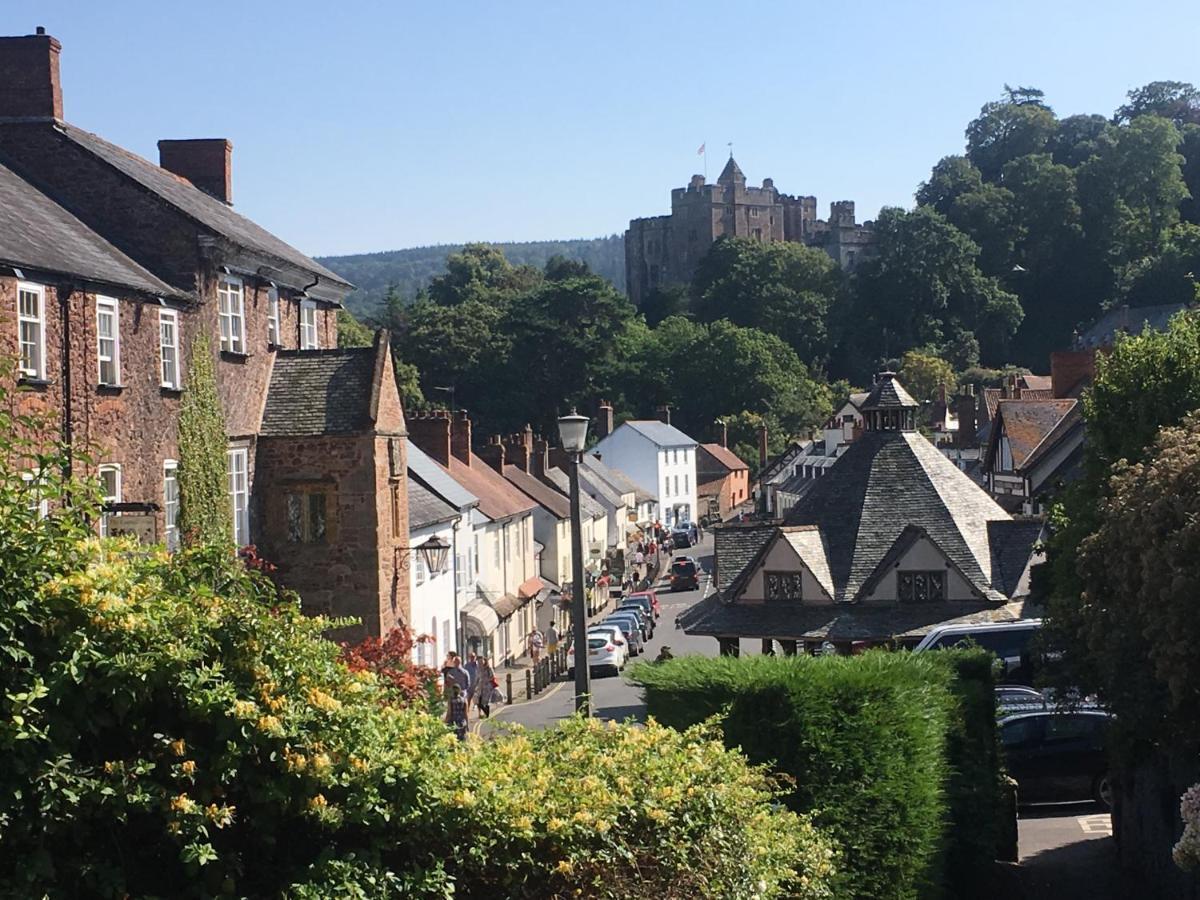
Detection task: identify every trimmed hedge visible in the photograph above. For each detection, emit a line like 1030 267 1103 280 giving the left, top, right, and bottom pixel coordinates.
632 649 1001 900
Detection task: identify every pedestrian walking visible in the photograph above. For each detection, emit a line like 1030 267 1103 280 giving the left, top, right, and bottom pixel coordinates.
462 652 479 709
546 623 560 657
441 653 469 698
528 627 544 663
471 656 496 718
444 684 468 741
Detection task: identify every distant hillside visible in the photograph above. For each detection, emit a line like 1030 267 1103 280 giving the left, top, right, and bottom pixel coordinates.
317 235 626 316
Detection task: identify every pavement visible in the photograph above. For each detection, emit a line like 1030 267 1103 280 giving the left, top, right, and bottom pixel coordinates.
1017 806 1127 899
476 533 721 734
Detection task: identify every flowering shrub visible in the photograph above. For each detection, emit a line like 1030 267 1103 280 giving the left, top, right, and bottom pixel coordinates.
340 627 441 712
1174 784 1200 870
0 378 834 898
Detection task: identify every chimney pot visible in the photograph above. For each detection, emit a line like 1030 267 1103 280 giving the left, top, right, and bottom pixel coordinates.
450 409 472 465
35 26 45 35
597 398 614 439
158 139 233 203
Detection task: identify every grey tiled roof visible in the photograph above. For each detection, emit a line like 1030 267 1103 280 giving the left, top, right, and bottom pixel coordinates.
503 465 570 519
260 349 376 436
577 465 624 509
711 523 777 590
57 123 351 299
584 453 653 503
408 441 479 512
0 160 183 298
679 594 1031 642
987 520 1044 597
1080 302 1190 348
861 374 918 410
408 480 459 531
542 467 606 520
620 420 698 448
782 431 1013 602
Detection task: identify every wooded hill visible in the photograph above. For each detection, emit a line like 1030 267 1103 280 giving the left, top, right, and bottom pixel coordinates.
317 235 625 316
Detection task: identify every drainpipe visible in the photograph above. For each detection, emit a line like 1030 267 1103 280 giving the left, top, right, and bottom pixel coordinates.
452 516 462 653
59 284 73 481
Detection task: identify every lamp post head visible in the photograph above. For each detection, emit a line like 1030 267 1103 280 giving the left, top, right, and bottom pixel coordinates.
557 410 590 454
417 534 451 574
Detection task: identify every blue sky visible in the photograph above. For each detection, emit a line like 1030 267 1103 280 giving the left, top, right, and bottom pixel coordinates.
3 1 1197 257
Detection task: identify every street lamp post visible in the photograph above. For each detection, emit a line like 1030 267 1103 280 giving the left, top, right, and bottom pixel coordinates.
558 410 591 716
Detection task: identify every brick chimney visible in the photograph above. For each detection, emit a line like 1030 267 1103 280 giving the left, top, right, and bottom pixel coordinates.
532 437 550 478
1050 350 1096 399
715 419 728 449
596 399 614 440
758 423 769 470
0 29 63 120
656 405 672 425
450 409 472 465
954 387 977 450
502 426 533 473
478 435 506 474
158 139 233 204
407 410 452 467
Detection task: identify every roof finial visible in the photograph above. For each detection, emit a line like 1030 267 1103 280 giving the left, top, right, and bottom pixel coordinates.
727 141 733 159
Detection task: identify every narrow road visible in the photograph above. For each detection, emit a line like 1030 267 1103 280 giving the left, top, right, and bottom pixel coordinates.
1018 807 1127 899
480 534 719 733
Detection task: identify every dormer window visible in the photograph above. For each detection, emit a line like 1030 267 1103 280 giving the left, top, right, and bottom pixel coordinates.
218 276 245 353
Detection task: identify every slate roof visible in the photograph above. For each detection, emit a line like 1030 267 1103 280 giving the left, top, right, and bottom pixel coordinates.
584 453 655 504
698 443 749 477
983 387 1054 422
542 468 606 520
407 441 479 512
781 430 1013 603
577 466 625 510
678 594 1031 642
861 374 918 410
259 349 377 436
1080 302 1190 348
711 523 777 590
1021 375 1052 391
718 156 745 183
759 441 811 486
408 480 459 531
54 123 351 301
1022 405 1084 472
991 399 1078 470
0 160 184 298
503 465 570 519
620 420 698 448
987 520 1045 597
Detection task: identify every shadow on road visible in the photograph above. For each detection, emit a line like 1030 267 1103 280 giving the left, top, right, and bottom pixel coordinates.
1018 837 1127 900
595 703 646 724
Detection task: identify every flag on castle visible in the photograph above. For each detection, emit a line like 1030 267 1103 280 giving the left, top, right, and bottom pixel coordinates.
697 142 705 156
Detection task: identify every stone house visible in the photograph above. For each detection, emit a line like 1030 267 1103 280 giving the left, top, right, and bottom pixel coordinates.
406 410 540 665
696 441 750 522
681 374 1044 655
0 29 411 639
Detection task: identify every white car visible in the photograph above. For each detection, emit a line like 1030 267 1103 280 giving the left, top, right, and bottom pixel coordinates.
588 625 628 668
569 632 624 678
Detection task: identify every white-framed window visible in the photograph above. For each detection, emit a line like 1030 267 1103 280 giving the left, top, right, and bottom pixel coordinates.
684 473 689 493
674 475 679 495
663 479 670 498
226 447 249 546
492 530 501 568
96 296 120 385
21 471 48 519
473 533 480 576
17 282 46 379
217 275 246 353
159 308 180 389
300 300 318 350
163 460 180 550
267 288 280 346
415 552 426 586
98 463 121 537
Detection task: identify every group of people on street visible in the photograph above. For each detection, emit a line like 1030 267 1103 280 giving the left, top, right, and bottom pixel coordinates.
440 651 499 740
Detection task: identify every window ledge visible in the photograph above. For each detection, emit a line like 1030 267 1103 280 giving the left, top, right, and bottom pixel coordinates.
220 350 252 363
17 376 52 390
97 383 126 394
160 385 184 396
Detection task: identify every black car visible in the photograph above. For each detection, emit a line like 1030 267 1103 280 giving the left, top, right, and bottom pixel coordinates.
670 529 692 549
1000 710 1113 807
669 559 699 592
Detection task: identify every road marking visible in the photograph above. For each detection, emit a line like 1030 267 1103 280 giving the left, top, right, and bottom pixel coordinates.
1077 814 1112 836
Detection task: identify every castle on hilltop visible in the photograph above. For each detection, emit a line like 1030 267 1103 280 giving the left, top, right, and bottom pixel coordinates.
624 156 876 306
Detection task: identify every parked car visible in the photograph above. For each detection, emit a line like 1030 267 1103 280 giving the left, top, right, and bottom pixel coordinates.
999 709 1113 807
607 609 650 642
913 619 1043 685
621 594 657 625
587 625 628 669
568 634 623 678
670 558 700 592
601 616 645 655
670 529 692 549
618 600 655 638
627 590 661 620
995 684 1048 712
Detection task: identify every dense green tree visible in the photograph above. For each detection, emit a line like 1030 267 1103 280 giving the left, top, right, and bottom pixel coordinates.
1118 222 1200 308
1002 154 1083 269
1115 80 1200 127
965 88 1058 181
898 350 957 405
392 299 510 410
336 309 374 348
177 333 232 548
1050 114 1112 167
691 237 840 366
425 243 541 307
640 284 690 327
915 156 985 214
1180 123 1200 224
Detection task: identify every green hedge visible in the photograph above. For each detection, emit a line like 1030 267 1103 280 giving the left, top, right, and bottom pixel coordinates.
632 649 1000 900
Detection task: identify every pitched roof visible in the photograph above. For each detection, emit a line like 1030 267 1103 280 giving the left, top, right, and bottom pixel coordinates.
407 440 479 512
502 465 570 519
408 480 459 531
993 399 1078 470
861 373 918 410
847 391 871 409
440 454 536 522
1022 404 1083 472
54 123 351 301
1020 375 1052 391
987 520 1044 597
982 387 1054 421
781 430 1013 602
1080 302 1190 348
620 420 698 448
542 468 606 520
0 160 183 298
759 441 811 485
698 443 749 477
711 523 777 590
577 465 625 509
260 348 377 436
583 452 650 502
717 156 745 184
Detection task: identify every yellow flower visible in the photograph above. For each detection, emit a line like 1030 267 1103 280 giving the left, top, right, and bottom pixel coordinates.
284 750 308 773
308 793 328 810
180 760 197 776
232 700 257 719
169 793 197 814
647 808 668 823
594 819 611 834
350 756 369 772
206 803 235 828
311 752 332 774
515 815 533 831
257 715 282 735
547 816 568 833
306 688 341 713
169 739 187 757
572 810 593 825
452 789 475 807
102 761 118 775
555 860 574 876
